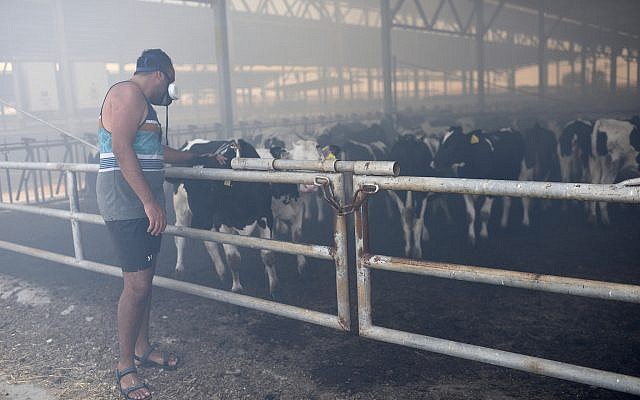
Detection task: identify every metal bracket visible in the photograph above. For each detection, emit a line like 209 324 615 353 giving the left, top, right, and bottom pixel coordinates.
315 177 380 216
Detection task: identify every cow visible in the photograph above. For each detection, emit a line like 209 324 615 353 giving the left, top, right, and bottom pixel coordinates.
519 123 561 226
586 118 640 225
267 139 323 274
433 127 525 245
558 119 593 183
387 134 438 258
170 139 278 296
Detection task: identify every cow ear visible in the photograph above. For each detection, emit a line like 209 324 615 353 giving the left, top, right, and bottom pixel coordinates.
470 134 480 144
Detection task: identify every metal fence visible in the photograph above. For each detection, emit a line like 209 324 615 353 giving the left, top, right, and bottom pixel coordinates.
0 161 366 331
351 174 640 395
1 159 640 395
0 136 95 204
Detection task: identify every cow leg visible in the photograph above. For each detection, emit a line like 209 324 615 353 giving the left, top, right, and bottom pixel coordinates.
598 162 617 225
316 192 325 222
463 195 477 246
173 185 192 278
219 224 245 293
388 190 412 257
521 197 531 227
302 193 313 220
291 209 306 274
411 197 429 259
203 233 227 283
502 196 514 228
257 218 279 297
479 196 494 240
518 162 534 227
587 157 602 225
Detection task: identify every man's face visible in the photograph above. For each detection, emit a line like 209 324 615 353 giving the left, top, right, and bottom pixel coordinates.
152 67 175 104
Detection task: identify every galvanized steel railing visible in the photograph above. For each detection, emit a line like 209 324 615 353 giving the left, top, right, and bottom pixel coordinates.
0 161 352 331
351 174 640 396
2 159 640 395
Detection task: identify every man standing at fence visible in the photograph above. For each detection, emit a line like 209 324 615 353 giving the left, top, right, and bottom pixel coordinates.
96 49 213 400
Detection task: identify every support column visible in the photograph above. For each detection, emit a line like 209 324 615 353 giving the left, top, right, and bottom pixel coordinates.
367 68 373 100
637 53 640 95
381 0 394 118
592 50 598 90
570 42 576 91
475 0 485 111
53 0 76 128
626 54 631 90
212 0 234 138
462 70 467 95
443 71 448 96
610 47 618 94
537 0 547 99
413 69 420 99
335 1 345 102
580 46 587 94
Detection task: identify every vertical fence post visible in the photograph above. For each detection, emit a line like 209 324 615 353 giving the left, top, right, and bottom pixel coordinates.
3 148 13 204
332 173 351 331
66 171 84 260
352 176 372 333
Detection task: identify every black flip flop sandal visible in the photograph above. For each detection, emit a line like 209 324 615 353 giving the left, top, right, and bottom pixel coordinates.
134 342 180 371
115 366 151 400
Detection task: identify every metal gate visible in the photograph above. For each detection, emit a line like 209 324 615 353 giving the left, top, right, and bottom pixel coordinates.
0 161 370 332
351 174 640 395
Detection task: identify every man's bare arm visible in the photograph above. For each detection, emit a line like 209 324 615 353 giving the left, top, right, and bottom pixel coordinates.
103 83 166 235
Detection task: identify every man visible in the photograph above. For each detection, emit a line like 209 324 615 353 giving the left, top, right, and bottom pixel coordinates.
97 49 212 400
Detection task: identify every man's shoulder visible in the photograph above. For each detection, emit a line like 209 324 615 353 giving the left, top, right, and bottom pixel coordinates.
107 81 144 103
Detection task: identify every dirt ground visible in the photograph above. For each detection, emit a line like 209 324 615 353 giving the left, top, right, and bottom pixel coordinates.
0 191 639 400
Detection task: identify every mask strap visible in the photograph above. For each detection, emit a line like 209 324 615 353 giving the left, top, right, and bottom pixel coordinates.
165 105 169 145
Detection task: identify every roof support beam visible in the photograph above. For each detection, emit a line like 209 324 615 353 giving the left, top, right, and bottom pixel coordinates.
475 0 485 112
610 47 619 94
212 0 234 138
537 0 547 99
381 0 394 119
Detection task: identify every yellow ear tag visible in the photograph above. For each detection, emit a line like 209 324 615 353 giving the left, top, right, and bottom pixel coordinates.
326 152 336 160
470 134 480 144
224 180 232 187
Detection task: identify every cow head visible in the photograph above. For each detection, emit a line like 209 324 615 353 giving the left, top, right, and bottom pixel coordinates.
290 140 324 193
318 144 342 161
432 126 474 174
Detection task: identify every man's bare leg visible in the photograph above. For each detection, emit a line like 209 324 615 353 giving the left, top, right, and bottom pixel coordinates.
117 267 154 399
133 265 178 368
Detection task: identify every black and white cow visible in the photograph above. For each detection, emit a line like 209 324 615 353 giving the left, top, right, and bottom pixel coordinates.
558 119 593 183
433 127 525 245
266 139 322 273
171 139 278 296
519 123 561 226
586 118 640 225
388 134 438 258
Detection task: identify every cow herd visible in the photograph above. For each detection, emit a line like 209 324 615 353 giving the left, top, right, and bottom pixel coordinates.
165 115 640 296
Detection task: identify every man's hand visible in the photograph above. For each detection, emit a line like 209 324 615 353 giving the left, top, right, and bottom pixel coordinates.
190 153 227 166
144 200 166 236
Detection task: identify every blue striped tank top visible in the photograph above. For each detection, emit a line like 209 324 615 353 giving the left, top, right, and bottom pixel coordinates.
96 82 165 221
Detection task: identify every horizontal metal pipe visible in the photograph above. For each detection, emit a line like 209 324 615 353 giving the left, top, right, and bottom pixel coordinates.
232 158 399 177
365 254 640 303
0 163 334 185
0 240 344 330
361 325 640 396
166 166 332 184
0 161 98 173
165 225 333 260
355 176 640 203
0 202 333 260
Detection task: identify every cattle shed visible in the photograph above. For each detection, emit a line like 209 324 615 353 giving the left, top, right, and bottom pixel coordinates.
1 2 640 400
0 0 639 137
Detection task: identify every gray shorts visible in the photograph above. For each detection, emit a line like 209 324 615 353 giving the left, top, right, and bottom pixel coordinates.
104 218 161 272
